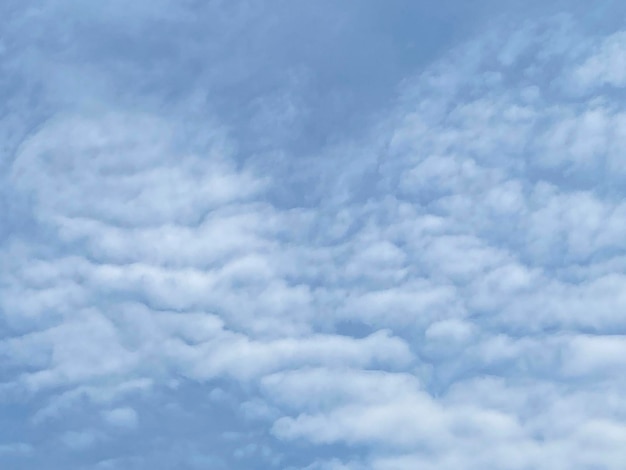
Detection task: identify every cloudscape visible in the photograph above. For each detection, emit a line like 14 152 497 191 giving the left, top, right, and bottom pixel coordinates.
2 1 626 469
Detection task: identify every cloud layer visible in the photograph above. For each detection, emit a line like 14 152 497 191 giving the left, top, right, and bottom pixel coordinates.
1 2 626 469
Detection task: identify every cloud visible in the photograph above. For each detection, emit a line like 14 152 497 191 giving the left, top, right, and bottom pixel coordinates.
0 442 33 456
102 407 139 429
60 429 103 451
1 2 626 469
572 31 626 91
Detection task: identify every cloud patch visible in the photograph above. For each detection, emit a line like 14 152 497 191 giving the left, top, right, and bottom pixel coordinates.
1 3 626 470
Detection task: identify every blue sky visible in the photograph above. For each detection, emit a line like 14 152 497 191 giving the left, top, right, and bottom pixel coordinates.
2 1 626 469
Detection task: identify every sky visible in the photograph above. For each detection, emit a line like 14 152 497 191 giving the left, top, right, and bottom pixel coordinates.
1 1 626 469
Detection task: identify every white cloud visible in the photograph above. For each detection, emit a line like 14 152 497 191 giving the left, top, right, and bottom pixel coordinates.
2 6 626 470
60 429 103 451
102 407 139 429
572 31 626 91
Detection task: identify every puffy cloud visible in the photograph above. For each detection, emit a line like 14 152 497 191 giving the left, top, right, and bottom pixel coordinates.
1 2 626 470
572 31 626 91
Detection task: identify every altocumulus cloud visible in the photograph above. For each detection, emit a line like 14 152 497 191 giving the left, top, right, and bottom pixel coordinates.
1 1 626 469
